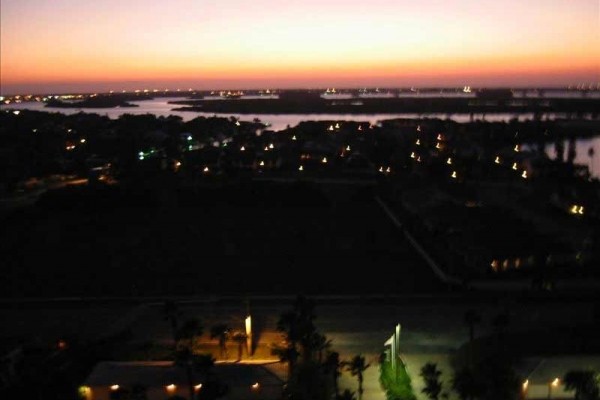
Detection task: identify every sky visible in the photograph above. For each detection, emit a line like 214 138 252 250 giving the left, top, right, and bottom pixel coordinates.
1 0 599 94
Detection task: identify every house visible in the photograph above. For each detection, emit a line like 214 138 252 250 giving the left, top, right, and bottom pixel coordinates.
81 361 284 400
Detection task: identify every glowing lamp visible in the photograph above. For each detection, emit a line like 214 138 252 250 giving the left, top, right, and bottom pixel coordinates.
110 385 120 391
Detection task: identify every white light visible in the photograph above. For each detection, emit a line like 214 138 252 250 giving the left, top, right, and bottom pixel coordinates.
416 139 420 145
386 167 391 173
447 157 452 165
514 144 520 152
521 170 527 179
346 145 351 151
410 152 415 159
264 146 269 151
80 139 86 143
110 385 120 391
240 146 245 151
379 166 384 172
328 125 334 131
451 171 457 179
269 143 274 149
292 135 297 140
259 161 265 166
203 166 210 173
321 157 327 163
13 110 20 115
251 382 260 390
335 123 340 129
298 165 303 171
236 121 241 126
194 384 202 390
495 156 500 164
512 162 518 170
166 384 176 391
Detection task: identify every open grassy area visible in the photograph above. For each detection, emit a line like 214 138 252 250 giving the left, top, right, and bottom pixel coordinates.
1 181 441 298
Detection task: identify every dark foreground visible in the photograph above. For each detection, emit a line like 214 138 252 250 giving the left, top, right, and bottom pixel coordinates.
0 181 443 298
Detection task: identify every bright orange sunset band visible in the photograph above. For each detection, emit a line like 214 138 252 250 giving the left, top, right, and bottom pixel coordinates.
1 0 598 94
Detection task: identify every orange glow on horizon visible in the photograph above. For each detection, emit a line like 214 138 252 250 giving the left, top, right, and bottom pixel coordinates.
1 0 598 93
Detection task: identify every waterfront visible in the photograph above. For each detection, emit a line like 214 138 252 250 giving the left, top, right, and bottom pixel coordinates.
2 97 598 177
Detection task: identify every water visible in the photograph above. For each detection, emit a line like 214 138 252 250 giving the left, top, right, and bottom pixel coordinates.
1 97 587 131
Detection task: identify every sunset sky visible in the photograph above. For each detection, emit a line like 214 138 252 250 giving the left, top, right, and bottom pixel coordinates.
1 0 598 94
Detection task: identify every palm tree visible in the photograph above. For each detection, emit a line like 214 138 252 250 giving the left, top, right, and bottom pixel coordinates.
174 349 214 400
451 366 480 400
163 301 181 344
176 318 203 353
324 351 342 397
563 370 599 400
464 310 481 343
271 344 299 378
343 355 370 400
276 295 317 365
210 324 230 359
310 332 331 363
231 330 247 361
420 362 442 400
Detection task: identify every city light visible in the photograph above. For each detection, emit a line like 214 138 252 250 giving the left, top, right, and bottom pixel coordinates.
194 384 202 391
240 146 245 151
251 383 260 390
512 162 518 170
410 152 415 159
495 156 501 164
292 135 297 140
551 378 559 387
451 171 457 179
298 165 303 171
523 380 529 390
521 170 528 179
447 157 452 165
328 125 334 131
514 144 520 152
269 143 274 149
346 145 351 151
203 166 210 173
166 384 176 392
335 123 340 129
259 161 265 166
416 139 421 146
321 157 328 163
110 385 120 391
80 139 86 143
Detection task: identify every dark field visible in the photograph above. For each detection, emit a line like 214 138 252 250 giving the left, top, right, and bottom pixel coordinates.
1 181 443 298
